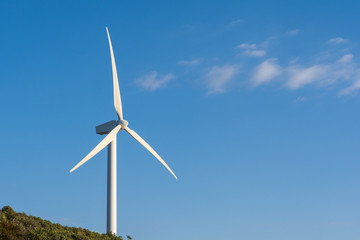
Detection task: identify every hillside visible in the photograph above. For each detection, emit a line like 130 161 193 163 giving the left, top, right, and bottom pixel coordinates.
0 206 131 240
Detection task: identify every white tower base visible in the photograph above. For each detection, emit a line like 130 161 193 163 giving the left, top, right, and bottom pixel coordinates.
107 137 117 235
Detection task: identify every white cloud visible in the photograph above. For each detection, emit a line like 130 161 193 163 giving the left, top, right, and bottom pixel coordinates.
331 54 355 82
285 29 299 36
231 49 360 95
296 96 305 102
284 54 357 90
285 65 328 89
230 19 244 25
237 43 266 57
339 80 360 96
337 54 353 63
205 64 240 93
178 59 200 66
251 58 282 86
327 37 346 44
244 49 267 57
135 71 175 91
237 43 257 49
335 54 360 95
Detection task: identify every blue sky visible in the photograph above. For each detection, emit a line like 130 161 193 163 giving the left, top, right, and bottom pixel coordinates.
1 1 360 239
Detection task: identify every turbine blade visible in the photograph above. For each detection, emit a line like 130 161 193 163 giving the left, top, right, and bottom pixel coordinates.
70 125 121 173
106 27 123 120
124 127 178 179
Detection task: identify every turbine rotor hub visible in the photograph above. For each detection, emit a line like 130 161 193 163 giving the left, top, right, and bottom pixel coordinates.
118 119 128 128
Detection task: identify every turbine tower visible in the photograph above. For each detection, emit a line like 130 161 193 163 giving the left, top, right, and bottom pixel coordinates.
70 27 177 235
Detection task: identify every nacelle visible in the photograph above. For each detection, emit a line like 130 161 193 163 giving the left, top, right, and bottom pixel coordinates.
96 120 119 135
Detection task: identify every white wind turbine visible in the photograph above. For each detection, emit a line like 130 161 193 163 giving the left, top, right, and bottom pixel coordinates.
69 27 177 235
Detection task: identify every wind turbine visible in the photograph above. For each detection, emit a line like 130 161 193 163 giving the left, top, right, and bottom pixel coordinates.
69 27 177 235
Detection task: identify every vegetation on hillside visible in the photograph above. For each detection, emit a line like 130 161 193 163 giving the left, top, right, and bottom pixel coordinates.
0 206 132 240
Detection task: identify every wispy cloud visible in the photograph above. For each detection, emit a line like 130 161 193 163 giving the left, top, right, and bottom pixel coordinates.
244 50 266 57
284 53 360 94
178 59 200 66
339 80 360 96
337 54 353 63
237 43 266 57
237 43 256 50
285 29 299 36
285 65 328 89
251 58 282 86
174 32 360 96
296 96 305 102
135 71 175 91
205 64 240 94
229 19 244 25
332 54 355 82
327 37 346 44
248 53 359 95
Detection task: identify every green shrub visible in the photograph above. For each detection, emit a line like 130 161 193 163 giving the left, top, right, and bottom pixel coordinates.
0 206 131 240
